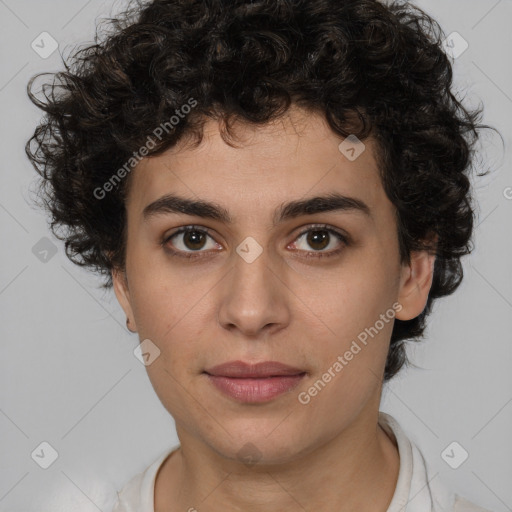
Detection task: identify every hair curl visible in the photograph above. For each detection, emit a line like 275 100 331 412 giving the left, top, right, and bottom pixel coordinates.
25 0 500 380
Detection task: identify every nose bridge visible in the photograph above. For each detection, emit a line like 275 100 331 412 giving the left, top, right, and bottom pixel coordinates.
218 239 290 335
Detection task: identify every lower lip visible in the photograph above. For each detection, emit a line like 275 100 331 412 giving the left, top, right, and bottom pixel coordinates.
205 373 306 403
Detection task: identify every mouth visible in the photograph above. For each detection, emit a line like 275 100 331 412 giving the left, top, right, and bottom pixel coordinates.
203 360 307 403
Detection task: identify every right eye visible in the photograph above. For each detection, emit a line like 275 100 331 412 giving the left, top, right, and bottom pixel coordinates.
162 226 221 259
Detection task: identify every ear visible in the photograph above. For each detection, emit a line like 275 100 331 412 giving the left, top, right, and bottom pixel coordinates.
395 237 437 321
112 267 138 332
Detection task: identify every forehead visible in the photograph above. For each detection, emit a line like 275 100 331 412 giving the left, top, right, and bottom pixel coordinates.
126 108 386 220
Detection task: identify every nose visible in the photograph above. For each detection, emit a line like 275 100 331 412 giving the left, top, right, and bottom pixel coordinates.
217 245 291 338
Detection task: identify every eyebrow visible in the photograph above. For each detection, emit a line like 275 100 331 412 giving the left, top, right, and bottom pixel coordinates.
142 192 371 226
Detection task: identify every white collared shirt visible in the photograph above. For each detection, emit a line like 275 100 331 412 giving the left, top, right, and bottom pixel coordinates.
112 412 491 512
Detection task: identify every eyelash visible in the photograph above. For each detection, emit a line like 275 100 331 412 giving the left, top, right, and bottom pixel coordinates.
161 224 349 260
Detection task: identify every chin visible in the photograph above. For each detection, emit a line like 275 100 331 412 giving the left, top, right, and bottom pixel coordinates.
204 424 313 466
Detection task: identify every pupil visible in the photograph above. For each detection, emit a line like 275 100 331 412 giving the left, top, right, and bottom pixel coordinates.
185 231 205 250
182 230 330 252
308 230 329 250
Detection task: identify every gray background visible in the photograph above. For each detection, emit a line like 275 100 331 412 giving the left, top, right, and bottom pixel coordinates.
0 0 511 511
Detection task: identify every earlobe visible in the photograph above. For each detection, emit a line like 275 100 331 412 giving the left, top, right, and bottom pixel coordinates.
112 267 137 332
395 249 436 322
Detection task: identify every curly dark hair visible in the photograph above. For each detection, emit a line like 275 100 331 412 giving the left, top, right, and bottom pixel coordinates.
25 0 499 380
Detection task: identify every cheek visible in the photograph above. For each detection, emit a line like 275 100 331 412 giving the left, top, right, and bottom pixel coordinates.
127 255 200 335
293 263 399 401
127 264 215 374
296 278 395 420
301 262 398 338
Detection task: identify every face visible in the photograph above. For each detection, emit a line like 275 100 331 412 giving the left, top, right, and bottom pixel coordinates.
113 106 435 464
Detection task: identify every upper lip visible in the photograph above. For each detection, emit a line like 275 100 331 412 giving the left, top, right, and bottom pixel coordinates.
204 360 306 378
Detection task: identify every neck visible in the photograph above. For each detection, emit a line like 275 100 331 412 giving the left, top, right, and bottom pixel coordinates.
154 410 400 512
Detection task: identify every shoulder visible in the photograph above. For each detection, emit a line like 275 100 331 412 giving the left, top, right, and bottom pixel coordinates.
112 446 180 512
112 473 144 512
112 469 146 512
378 413 492 512
454 495 493 512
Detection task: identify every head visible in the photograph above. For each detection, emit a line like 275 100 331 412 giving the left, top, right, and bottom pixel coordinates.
26 0 493 462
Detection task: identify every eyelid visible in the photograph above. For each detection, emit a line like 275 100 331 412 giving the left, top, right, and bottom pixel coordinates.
162 223 349 259
293 223 350 243
162 224 220 253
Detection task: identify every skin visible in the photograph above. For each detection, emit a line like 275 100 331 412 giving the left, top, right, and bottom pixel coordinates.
112 106 436 512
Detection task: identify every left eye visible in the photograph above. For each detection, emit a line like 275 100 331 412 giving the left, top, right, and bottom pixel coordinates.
291 227 347 254
162 225 348 259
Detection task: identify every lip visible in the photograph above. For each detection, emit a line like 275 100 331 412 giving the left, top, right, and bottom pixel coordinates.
204 360 305 378
204 360 306 403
